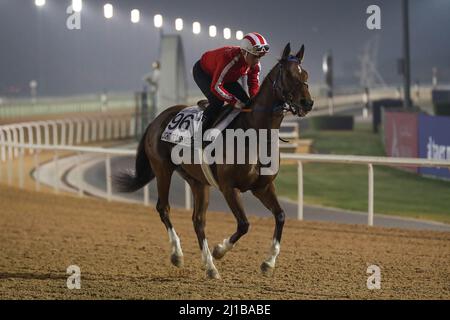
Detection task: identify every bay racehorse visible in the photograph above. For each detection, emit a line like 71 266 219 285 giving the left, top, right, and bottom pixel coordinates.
114 43 313 279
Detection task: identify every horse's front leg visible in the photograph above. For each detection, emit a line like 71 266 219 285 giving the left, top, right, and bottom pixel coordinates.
212 187 249 260
252 183 285 277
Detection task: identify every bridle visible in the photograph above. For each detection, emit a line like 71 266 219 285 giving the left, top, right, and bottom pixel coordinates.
268 55 307 116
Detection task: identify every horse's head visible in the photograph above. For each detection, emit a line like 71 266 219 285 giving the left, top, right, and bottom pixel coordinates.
270 43 314 117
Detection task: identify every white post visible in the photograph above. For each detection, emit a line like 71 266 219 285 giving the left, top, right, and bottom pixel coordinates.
91 119 98 142
25 125 34 154
0 142 2 182
58 121 67 146
51 121 58 145
144 184 149 206
6 128 13 161
34 149 41 192
113 118 120 139
185 181 192 210
11 125 25 159
18 126 25 148
0 147 2 182
77 152 83 197
68 120 75 145
0 129 6 162
82 119 90 143
129 117 136 137
33 123 42 146
106 118 113 140
106 153 112 202
12 126 19 158
297 161 304 221
99 119 105 141
43 122 50 145
7 150 12 186
54 150 59 194
120 119 127 138
18 146 24 189
368 163 374 226
75 119 83 144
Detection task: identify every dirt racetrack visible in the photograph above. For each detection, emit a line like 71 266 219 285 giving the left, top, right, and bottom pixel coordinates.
0 183 449 299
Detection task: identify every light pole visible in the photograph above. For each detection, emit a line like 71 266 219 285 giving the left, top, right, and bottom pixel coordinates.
402 0 412 108
432 67 438 88
323 51 334 115
30 80 38 105
35 0 45 99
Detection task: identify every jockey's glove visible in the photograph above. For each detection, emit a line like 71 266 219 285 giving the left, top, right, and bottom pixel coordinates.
234 101 246 110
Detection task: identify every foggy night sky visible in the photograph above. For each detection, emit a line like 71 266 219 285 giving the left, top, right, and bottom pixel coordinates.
0 0 449 97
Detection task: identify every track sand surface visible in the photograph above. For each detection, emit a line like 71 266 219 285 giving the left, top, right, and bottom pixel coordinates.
0 184 449 299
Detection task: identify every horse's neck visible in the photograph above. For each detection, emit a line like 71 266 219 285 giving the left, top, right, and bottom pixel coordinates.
245 76 284 130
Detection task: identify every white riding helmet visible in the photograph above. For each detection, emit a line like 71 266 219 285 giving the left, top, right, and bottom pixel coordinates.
240 32 270 56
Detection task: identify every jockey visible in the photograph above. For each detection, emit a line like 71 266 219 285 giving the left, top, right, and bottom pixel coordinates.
192 32 270 129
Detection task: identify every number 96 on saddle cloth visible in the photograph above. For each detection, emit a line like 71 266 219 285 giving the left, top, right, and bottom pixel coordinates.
161 106 240 147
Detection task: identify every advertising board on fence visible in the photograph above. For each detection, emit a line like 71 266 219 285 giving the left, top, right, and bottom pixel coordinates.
418 114 450 179
383 111 419 173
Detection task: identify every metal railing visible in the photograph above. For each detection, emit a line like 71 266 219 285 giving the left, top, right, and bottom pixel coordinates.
281 153 450 226
1 118 299 163
1 141 450 226
0 115 136 162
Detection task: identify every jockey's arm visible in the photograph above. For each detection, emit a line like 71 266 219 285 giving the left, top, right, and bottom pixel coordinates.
247 62 261 98
210 56 243 108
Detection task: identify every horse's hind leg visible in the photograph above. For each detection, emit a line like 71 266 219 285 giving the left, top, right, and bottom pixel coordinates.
184 177 219 279
153 163 184 268
251 182 285 277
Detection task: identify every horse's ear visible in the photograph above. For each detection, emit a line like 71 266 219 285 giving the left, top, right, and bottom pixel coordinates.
296 44 305 62
281 43 291 60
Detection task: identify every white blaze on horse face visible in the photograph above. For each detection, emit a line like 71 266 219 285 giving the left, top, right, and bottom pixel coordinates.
264 239 281 268
168 228 183 257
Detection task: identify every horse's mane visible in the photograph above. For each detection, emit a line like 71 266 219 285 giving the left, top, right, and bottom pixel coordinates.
247 60 281 106
248 55 299 106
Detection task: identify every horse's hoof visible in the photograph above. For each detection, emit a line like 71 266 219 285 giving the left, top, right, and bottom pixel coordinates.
206 268 221 280
170 254 184 268
212 245 226 260
260 262 274 277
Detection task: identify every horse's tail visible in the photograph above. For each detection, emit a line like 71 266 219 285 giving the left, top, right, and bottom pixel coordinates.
113 127 155 193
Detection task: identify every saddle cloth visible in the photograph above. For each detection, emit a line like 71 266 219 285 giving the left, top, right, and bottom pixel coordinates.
161 106 240 147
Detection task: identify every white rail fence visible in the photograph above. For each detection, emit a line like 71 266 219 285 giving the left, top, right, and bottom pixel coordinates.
1 141 449 227
0 119 299 163
0 115 136 162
